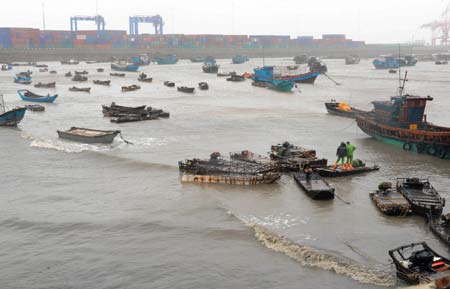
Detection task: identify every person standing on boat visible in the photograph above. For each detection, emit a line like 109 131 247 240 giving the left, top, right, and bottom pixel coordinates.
333 142 348 171
346 141 356 171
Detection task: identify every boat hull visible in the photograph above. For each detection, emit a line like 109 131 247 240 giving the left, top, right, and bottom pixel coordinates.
18 90 58 103
267 80 294 92
0 107 26 126
369 189 412 216
325 102 367 118
57 129 120 144
294 173 335 200
317 165 379 177
111 63 139 72
181 172 280 185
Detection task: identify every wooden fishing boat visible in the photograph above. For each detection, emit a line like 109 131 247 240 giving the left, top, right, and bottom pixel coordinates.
429 214 450 246
227 75 246 82
69 87 91 93
39 68 48 73
49 70 57 74
253 66 320 84
72 75 88 82
266 80 295 92
65 72 73 77
325 100 367 118
16 71 32 78
14 77 32 84
316 163 379 177
294 172 335 200
121 85 140 92
97 68 105 72
271 142 317 159
102 102 147 117
57 127 121 144
198 82 209 90
18 89 58 103
164 81 175 87
25 104 45 112
230 150 279 166
110 73 125 77
397 178 445 217
181 172 280 185
389 69 397 74
270 141 327 170
137 73 152 83
34 64 48 68
34 82 56 88
203 62 219 73
217 72 236 77
75 70 88 75
389 242 450 285
0 95 26 126
93 80 111 86
111 62 139 72
177 86 195 93
369 185 412 216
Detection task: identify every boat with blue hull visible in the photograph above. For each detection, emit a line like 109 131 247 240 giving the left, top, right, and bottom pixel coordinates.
111 62 139 72
18 89 58 103
232 55 249 64
0 95 26 126
130 54 150 66
155 55 178 65
373 55 418 69
253 66 320 84
356 72 450 159
266 80 295 92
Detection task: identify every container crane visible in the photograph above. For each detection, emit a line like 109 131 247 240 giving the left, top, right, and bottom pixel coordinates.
70 15 106 32
421 1 450 45
129 15 164 35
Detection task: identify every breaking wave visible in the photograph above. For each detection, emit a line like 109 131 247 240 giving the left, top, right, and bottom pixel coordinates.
229 211 395 287
24 134 119 153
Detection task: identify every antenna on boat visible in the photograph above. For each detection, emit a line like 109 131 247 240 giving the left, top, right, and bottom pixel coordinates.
398 44 404 96
41 2 46 31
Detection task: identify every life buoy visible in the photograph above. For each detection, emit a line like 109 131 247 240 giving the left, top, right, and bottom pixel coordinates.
416 142 426 154
403 142 412 151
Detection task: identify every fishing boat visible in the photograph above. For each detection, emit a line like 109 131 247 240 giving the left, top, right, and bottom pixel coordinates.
429 214 450 246
435 61 449 65
14 77 32 84
65 72 73 77
1 64 12 71
270 142 328 170
181 172 280 185
232 55 249 64
97 68 105 72
75 70 88 75
121 85 140 92
111 61 139 72
164 81 175 87
72 75 88 82
69 87 91 93
93 80 111 86
226 75 245 82
18 89 58 103
189 56 205 63
389 242 450 285
345 55 361 65
294 172 335 200
198 82 209 90
177 86 195 93
61 59 79 65
373 55 417 69
130 54 150 66
203 62 219 73
137 73 152 83
325 100 367 118
25 104 45 112
49 70 57 74
397 178 445 217
317 162 379 177
389 69 397 74
154 55 178 65
217 72 236 77
34 82 56 88
356 72 450 159
266 80 295 92
57 127 121 144
16 71 32 78
39 68 48 73
253 66 320 85
102 102 146 116
0 95 26 126
110 73 125 77
370 184 412 216
307 57 328 74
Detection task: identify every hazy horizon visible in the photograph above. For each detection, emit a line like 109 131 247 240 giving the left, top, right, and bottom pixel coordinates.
0 0 447 44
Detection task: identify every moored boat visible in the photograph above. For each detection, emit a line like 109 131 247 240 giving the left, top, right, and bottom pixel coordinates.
232 55 249 64
121 85 141 92
14 77 32 84
317 162 379 177
0 96 26 126
266 80 295 92
325 100 367 118
373 55 417 69
1 64 12 71
75 70 88 75
198 82 209 90
69 86 91 93
97 68 105 72
253 66 320 85
111 61 139 72
203 62 219 73
181 172 280 185
61 59 79 65
429 214 450 247
226 75 245 82
177 86 195 93
110 73 126 77
397 178 445 217
164 81 175 87
93 80 111 86
65 72 73 77
72 75 88 82
137 73 152 83
34 82 56 88
154 55 178 65
25 104 45 112
57 127 121 144
102 102 146 117
369 182 412 216
17 89 58 103
294 172 335 200
389 242 450 285
189 56 205 63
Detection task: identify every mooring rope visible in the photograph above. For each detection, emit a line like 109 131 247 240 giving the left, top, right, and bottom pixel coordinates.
119 132 133 145
324 73 342 86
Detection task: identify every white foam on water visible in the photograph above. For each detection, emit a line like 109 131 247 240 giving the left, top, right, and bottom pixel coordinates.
24 133 116 153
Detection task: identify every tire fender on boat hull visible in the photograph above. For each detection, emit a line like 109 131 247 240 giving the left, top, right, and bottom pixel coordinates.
403 142 412 151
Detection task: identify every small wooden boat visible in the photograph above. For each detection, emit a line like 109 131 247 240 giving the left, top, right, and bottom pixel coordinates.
65 72 73 77
75 70 89 75
69 87 91 93
34 64 48 68
14 77 32 84
435 61 448 65
72 75 88 82
232 55 249 64
16 71 32 78
97 68 105 72
111 62 139 72
34 82 56 88
138 73 152 83
164 81 175 87
217 72 236 77
189 56 205 63
39 68 48 73
110 73 126 77
102 102 146 117
294 172 335 200
93 80 111 86
198 82 209 90
57 127 121 144
18 89 58 103
121 85 140 92
226 75 246 82
316 163 379 177
49 70 57 74
429 214 450 246
397 178 445 217
0 95 26 126
177 86 195 93
389 242 450 285
181 172 281 185
325 100 367 118
388 69 397 74
61 59 79 65
25 104 45 112
369 186 412 216
203 63 219 73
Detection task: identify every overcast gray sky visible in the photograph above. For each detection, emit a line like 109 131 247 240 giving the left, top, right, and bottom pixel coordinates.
0 0 446 43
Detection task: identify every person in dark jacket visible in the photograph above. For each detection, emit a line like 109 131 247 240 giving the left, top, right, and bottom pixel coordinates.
333 142 348 170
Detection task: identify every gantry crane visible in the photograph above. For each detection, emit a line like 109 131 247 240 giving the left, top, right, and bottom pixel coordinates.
70 15 106 32
129 15 164 35
421 1 450 45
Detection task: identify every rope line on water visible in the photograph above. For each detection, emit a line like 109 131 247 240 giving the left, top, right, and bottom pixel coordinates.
119 132 133 145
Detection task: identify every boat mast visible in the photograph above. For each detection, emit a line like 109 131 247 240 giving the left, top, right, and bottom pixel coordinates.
0 94 5 113
42 2 46 31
